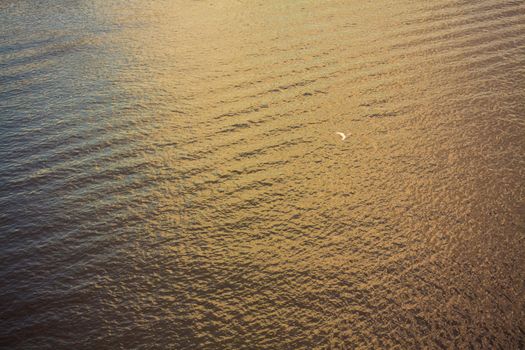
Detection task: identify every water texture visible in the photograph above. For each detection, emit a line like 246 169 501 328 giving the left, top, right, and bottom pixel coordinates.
1 0 524 348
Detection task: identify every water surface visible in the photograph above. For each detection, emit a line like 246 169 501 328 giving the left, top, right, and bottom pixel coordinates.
1 0 524 348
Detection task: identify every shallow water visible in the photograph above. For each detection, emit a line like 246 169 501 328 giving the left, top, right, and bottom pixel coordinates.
1 0 524 348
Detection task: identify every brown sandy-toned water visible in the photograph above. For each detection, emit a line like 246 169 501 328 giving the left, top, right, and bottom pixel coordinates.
1 0 524 348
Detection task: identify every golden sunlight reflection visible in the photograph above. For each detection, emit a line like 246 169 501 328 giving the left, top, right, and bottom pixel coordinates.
0 0 524 348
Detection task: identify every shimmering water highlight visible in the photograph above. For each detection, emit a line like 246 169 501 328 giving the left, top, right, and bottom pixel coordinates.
1 0 524 348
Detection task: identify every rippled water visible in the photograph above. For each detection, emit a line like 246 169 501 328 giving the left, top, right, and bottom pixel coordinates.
1 0 524 348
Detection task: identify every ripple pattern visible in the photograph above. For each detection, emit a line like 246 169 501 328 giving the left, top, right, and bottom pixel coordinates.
1 0 524 348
